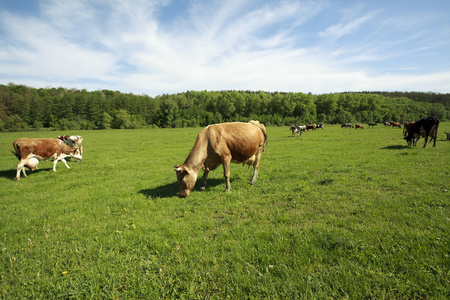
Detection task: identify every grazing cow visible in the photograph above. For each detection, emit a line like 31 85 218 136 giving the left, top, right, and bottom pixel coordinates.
290 125 301 137
306 124 316 131
404 117 439 148
403 121 415 137
445 132 450 141
391 122 401 128
174 121 267 197
355 124 364 129
368 122 377 127
384 121 391 127
12 138 83 180
341 123 354 128
58 135 84 156
316 124 324 129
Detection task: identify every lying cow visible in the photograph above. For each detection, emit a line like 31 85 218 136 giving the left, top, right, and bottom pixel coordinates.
404 117 439 148
12 138 83 180
58 135 83 160
174 121 267 197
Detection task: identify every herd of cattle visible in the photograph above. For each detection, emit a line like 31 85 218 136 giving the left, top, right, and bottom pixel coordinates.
289 124 324 136
291 117 441 148
10 117 444 197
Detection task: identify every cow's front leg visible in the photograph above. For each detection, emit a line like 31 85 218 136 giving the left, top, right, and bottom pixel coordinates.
223 157 232 192
60 158 70 169
52 158 59 172
200 169 209 191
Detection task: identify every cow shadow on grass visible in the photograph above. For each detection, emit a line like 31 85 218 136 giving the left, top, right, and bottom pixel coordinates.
139 179 224 199
380 145 410 150
0 168 52 180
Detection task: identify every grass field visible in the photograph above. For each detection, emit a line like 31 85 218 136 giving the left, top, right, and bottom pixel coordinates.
1 123 449 299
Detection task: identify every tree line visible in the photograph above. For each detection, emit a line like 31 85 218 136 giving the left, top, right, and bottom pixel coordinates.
0 83 448 132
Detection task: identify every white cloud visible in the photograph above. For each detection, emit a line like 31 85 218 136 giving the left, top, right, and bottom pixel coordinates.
0 0 449 95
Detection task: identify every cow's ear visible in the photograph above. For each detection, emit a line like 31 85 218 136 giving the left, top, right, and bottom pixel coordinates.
173 165 182 172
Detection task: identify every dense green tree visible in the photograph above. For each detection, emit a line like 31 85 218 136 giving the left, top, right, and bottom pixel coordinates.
0 84 448 131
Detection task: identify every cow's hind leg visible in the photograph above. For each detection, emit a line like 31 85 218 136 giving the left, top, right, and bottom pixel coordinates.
250 147 263 185
16 159 30 180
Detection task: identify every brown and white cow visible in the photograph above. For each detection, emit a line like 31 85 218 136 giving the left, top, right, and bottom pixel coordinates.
174 121 267 197
57 135 84 160
12 138 83 180
404 117 439 148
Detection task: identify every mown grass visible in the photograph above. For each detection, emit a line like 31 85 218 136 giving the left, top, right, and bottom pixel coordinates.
1 124 449 299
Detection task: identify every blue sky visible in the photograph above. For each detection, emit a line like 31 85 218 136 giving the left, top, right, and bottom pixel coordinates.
1 0 449 96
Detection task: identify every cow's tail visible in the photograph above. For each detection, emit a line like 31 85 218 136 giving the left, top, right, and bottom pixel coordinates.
249 120 267 151
11 142 20 159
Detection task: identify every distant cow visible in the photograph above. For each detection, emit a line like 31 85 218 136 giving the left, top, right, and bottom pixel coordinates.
355 124 364 129
403 121 415 137
12 138 83 180
368 122 377 127
391 122 401 128
404 117 439 148
384 121 391 127
58 135 83 157
306 124 316 131
290 125 301 137
341 123 354 128
316 124 324 129
445 132 450 141
174 121 267 197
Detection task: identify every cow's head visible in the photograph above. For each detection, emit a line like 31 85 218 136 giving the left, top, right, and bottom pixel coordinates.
71 149 83 161
174 165 198 197
403 135 413 146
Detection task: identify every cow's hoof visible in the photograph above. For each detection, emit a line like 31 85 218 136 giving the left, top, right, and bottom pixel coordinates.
224 188 231 193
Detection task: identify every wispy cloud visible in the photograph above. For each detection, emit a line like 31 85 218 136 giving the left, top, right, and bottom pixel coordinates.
0 0 449 95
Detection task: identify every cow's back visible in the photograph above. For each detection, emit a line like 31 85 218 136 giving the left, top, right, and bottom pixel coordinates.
206 122 265 161
13 138 64 159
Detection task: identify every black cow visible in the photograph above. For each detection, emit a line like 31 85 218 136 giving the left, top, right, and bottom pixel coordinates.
404 117 439 148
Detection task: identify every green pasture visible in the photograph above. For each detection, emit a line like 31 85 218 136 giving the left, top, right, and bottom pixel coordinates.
1 123 449 299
